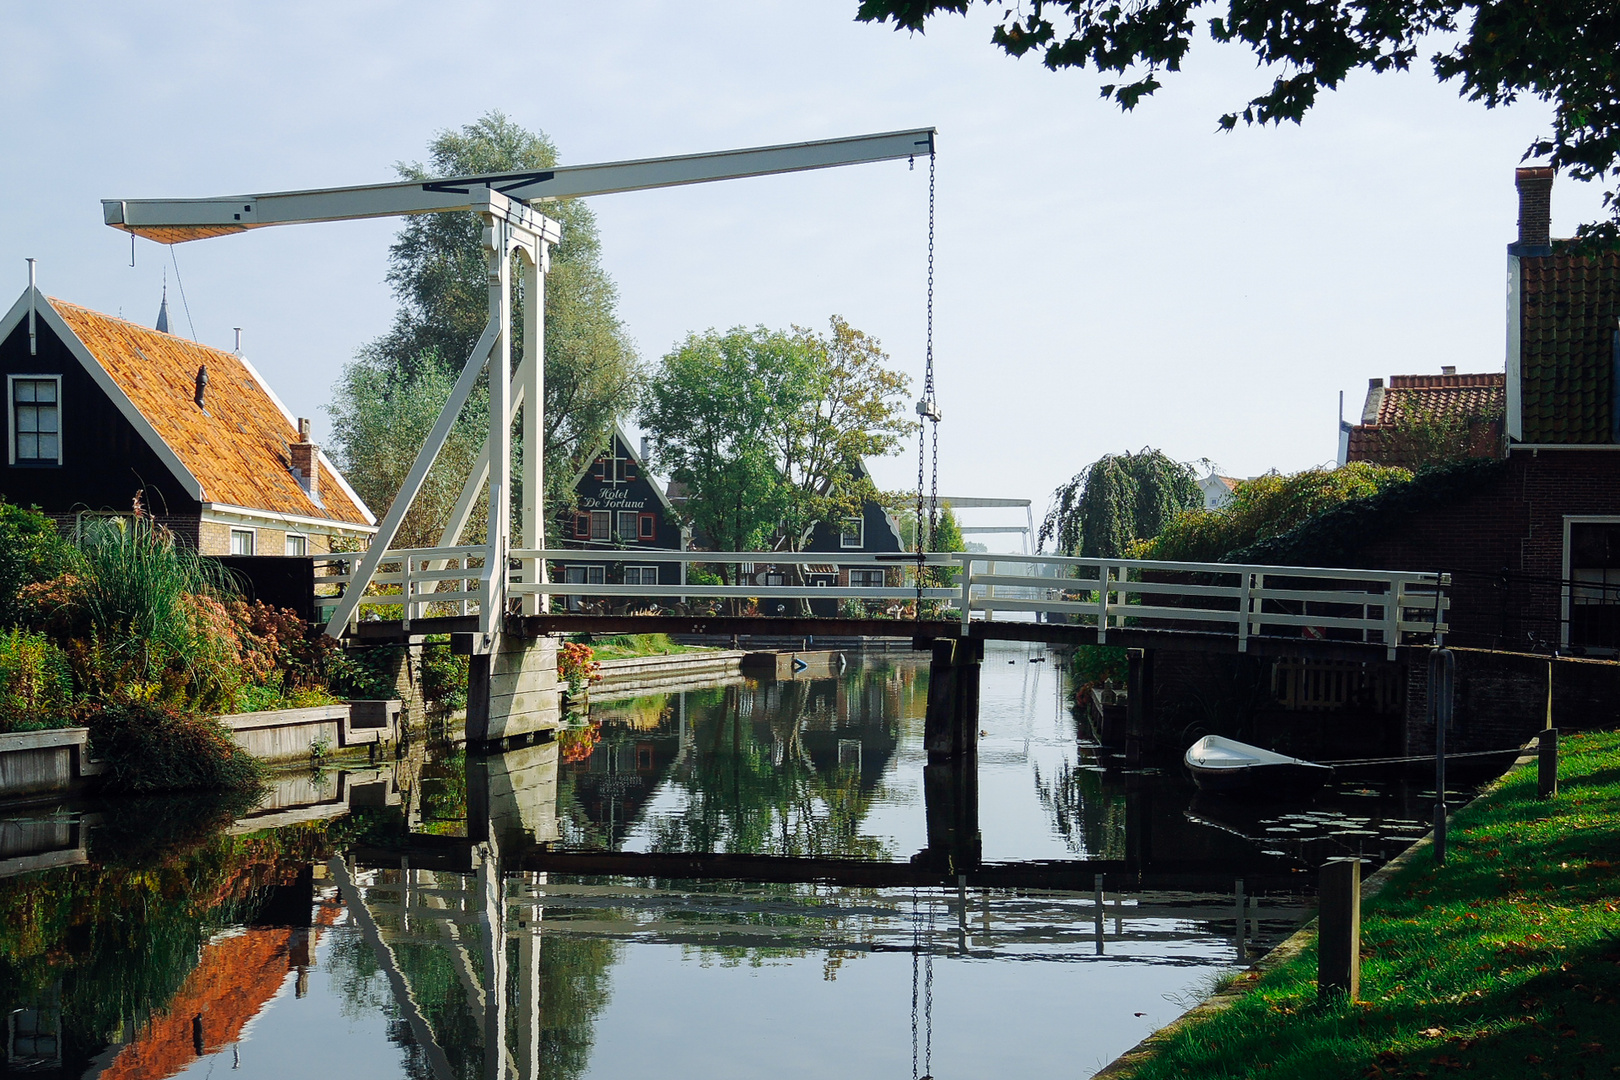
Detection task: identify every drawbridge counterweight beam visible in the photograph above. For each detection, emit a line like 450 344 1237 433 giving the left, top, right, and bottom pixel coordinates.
102 128 935 243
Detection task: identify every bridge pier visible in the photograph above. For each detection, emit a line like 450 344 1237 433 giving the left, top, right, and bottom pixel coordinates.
1125 647 1155 766
924 637 982 762
463 632 562 753
919 637 983 870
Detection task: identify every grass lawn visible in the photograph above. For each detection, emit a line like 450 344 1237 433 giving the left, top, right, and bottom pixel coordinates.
1124 729 1620 1080
587 633 714 662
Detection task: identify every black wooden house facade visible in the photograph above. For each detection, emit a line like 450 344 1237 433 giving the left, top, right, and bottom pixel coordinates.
556 423 683 608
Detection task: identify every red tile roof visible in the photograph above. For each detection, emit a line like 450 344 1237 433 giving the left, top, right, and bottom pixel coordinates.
1518 249 1620 444
1345 372 1505 468
50 300 372 528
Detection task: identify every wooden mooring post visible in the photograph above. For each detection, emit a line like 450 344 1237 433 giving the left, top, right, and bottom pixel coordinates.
1538 727 1559 799
1318 857 1361 1001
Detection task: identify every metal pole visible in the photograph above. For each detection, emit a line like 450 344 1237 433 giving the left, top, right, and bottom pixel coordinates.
1538 727 1559 799
1428 648 1454 865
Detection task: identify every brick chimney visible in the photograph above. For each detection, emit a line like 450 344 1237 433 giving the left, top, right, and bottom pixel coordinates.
290 417 319 501
1511 166 1554 256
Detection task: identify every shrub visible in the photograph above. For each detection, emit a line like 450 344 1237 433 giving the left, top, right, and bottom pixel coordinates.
0 629 76 732
558 642 600 695
0 500 74 627
1137 462 1413 563
89 702 264 794
420 637 469 711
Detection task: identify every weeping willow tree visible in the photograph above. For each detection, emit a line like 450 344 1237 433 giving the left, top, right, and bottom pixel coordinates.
1038 449 1200 557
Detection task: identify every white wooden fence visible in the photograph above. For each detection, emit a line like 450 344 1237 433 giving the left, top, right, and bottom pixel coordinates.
315 547 1447 656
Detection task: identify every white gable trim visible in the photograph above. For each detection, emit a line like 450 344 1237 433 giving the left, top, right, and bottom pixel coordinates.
203 502 378 536
204 349 375 526
569 421 679 516
0 291 205 501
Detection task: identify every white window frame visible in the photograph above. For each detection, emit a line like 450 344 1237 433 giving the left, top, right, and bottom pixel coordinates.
7 374 63 466
1562 515 1620 648
850 568 885 589
839 516 864 549
229 528 256 556
624 565 659 587
285 533 308 556
589 511 612 542
617 510 640 542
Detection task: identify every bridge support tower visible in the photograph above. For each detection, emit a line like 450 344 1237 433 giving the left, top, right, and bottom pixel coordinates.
463 631 563 753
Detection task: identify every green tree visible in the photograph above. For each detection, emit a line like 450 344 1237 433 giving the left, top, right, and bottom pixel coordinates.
328 357 485 549
641 319 914 573
931 503 966 584
329 112 640 541
857 1 1620 239
773 317 915 552
1039 448 1200 557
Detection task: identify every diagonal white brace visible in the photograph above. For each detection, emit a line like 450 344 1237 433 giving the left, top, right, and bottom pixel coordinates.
322 317 500 637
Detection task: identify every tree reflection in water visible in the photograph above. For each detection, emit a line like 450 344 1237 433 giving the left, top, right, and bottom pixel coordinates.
559 660 925 858
1032 758 1129 858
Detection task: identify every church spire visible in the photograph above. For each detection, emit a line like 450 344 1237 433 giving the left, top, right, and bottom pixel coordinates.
156 271 171 333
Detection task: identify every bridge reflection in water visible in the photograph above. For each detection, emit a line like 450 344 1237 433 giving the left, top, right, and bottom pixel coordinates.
3 647 1454 1079
315 648 1330 1079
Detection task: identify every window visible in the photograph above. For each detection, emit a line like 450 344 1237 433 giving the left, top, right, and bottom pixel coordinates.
1568 522 1620 650
624 565 659 586
575 514 590 539
230 528 256 555
9 376 61 465
589 511 611 542
640 513 655 539
850 569 885 588
285 534 307 556
839 516 864 549
764 570 786 586
617 511 639 541
594 451 631 484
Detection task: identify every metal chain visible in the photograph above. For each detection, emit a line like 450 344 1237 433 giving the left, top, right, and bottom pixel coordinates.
914 145 938 619
910 888 920 1080
924 891 935 1080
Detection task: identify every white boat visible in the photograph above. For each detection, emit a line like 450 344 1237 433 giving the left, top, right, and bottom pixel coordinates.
1183 735 1333 797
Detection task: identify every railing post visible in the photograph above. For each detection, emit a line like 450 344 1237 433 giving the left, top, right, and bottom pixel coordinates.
1384 577 1403 660
401 553 413 630
1096 562 1110 643
959 554 972 628
1237 570 1252 653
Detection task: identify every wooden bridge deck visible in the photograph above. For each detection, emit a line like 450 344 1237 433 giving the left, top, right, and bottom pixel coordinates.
348 612 1424 662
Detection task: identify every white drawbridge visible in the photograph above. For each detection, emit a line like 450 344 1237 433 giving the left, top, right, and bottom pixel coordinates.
102 128 937 647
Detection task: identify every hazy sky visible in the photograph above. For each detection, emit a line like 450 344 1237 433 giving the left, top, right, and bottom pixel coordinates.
0 2 1603 538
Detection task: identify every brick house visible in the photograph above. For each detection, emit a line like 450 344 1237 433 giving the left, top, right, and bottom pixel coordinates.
0 286 375 554
1149 168 1620 757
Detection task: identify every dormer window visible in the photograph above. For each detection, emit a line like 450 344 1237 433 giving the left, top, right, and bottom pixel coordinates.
8 376 61 466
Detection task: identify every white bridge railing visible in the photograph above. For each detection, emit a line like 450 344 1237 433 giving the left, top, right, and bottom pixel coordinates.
316 547 1447 656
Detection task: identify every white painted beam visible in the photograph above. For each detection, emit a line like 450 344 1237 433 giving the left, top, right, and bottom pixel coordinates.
102 128 934 243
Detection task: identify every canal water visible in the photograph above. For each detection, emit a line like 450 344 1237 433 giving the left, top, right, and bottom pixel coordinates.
0 642 1480 1079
